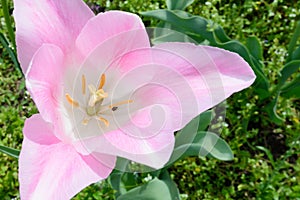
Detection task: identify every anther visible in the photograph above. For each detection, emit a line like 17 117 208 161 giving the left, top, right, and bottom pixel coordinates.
82 75 86 95
98 117 109 127
98 74 106 90
82 118 89 125
65 93 79 107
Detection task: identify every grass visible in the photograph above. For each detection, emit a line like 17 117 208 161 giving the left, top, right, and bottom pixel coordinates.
0 0 299 199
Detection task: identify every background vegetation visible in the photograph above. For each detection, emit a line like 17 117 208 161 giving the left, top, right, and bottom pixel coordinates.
0 0 299 199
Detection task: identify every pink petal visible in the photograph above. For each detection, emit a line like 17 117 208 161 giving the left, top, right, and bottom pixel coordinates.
76 11 149 59
74 106 175 169
26 44 64 125
13 0 94 73
23 114 59 145
111 44 255 129
19 115 115 200
154 43 256 95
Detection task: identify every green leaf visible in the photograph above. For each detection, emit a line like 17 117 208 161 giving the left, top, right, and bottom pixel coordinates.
291 45 300 60
281 75 300 98
166 0 194 10
121 173 139 191
256 146 275 168
287 21 300 62
197 110 213 131
190 131 234 160
0 32 22 75
277 60 300 88
117 178 172 200
166 111 211 166
149 24 198 45
246 36 263 61
109 170 126 197
264 94 284 125
0 145 20 158
172 131 234 163
1 0 16 50
159 170 180 200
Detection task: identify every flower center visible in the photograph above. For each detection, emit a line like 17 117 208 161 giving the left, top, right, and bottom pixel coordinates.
65 73 133 127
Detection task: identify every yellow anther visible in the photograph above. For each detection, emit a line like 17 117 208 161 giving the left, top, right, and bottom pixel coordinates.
82 75 86 95
65 93 79 107
108 100 133 109
82 118 89 125
98 74 106 90
98 117 109 127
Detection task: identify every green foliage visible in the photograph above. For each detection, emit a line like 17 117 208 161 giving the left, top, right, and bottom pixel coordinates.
117 177 173 200
166 0 194 10
0 0 299 199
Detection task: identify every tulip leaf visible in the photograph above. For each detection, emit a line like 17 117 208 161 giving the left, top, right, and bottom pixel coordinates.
291 45 300 60
287 21 300 62
277 60 300 89
0 32 22 75
109 170 127 197
168 131 234 167
149 23 198 45
117 178 172 200
264 95 283 125
166 0 194 10
159 170 180 200
246 36 263 61
1 0 16 50
183 131 234 161
166 111 212 166
0 145 20 158
281 75 300 98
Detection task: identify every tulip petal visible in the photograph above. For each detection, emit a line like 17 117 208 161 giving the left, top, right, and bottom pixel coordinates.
72 104 176 169
19 114 115 200
111 44 256 129
76 11 149 59
26 44 64 125
13 0 94 72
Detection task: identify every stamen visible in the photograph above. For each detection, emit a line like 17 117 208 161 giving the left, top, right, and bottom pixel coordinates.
98 117 109 127
65 93 79 107
98 74 106 90
82 75 86 95
109 100 133 109
82 118 89 125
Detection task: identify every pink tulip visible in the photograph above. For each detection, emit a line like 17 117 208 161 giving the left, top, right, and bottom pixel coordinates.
14 0 256 199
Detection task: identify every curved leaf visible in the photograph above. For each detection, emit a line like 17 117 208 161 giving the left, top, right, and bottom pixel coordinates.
117 178 172 200
166 0 194 10
278 60 300 88
287 21 300 62
246 36 263 61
